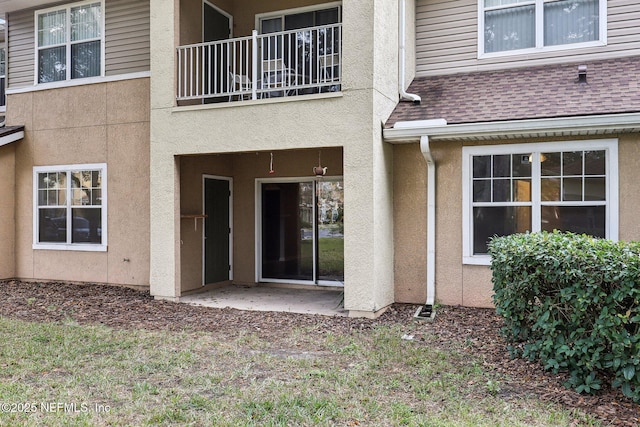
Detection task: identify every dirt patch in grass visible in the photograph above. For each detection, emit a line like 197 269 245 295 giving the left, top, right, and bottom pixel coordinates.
0 279 638 426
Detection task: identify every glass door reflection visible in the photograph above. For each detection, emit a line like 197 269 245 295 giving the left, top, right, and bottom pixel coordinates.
316 180 344 283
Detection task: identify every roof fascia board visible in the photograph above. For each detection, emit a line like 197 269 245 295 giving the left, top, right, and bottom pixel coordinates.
0 129 24 147
384 113 640 143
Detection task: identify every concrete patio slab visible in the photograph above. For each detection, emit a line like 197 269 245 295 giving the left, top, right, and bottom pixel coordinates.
179 285 347 317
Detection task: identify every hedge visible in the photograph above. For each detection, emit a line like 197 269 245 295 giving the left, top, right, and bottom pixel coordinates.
489 231 640 401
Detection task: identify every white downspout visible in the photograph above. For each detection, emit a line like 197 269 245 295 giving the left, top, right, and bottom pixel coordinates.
416 135 436 319
399 0 421 104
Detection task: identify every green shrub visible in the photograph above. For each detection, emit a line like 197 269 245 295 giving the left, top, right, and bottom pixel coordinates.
489 231 640 401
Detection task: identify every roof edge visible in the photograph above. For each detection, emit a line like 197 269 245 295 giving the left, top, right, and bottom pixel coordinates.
383 113 640 143
0 125 25 147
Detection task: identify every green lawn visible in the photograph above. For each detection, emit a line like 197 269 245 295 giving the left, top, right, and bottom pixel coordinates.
318 237 344 279
0 316 598 426
300 236 344 281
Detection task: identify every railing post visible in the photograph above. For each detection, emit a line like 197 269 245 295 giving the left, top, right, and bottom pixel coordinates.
251 30 258 100
176 48 181 100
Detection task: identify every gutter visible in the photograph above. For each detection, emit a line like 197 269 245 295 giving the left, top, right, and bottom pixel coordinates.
384 112 640 142
399 0 421 104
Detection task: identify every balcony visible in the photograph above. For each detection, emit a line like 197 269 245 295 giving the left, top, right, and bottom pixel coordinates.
176 23 342 104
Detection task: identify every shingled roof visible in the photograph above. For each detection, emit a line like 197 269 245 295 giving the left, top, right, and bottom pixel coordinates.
386 56 640 128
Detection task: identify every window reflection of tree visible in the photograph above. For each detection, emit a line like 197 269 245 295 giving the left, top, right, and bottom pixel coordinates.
261 7 340 81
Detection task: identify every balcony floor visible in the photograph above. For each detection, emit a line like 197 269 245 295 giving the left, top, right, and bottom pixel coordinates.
179 284 347 317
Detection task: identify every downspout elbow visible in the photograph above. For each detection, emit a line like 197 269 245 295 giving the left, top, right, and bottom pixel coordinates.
400 90 421 105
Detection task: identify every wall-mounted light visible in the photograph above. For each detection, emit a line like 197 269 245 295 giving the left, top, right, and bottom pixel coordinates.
577 65 587 84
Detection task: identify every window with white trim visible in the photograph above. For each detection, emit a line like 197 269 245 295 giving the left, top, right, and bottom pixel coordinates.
33 164 107 251
258 3 341 34
257 3 342 65
36 1 103 83
462 140 618 264
480 0 605 56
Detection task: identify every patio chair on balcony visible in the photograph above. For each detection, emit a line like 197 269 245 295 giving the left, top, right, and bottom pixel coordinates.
319 53 340 92
229 71 252 101
261 58 297 97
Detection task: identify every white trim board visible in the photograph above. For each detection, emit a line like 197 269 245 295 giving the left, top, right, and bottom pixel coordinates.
384 113 640 143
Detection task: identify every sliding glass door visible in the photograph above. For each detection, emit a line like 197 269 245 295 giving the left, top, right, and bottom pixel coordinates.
316 180 344 283
260 179 344 285
261 181 314 281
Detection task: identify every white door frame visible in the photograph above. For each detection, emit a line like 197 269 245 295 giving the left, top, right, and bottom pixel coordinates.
255 177 315 285
255 176 344 286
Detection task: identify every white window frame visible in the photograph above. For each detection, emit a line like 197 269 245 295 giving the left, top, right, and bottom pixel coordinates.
255 1 342 33
462 139 618 265
478 0 607 59
33 163 107 251
34 0 105 85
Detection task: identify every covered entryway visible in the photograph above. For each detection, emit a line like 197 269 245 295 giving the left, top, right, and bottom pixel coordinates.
178 148 344 301
0 126 25 280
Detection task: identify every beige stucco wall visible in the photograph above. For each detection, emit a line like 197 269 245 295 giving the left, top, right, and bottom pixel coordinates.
618 134 640 241
151 0 401 315
179 148 343 292
393 134 640 309
0 143 16 279
392 143 426 303
7 78 150 286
